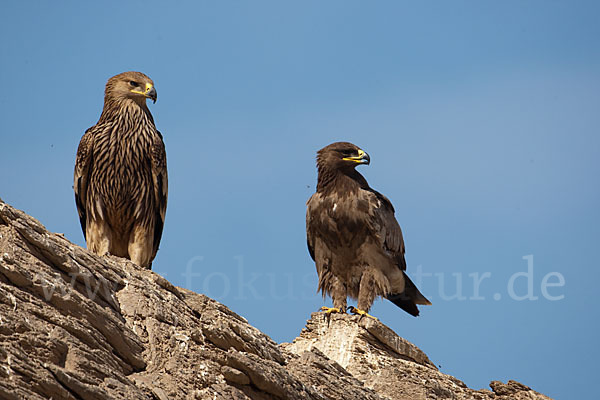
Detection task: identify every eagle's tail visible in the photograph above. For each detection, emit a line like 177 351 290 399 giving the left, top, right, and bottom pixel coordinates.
386 273 431 317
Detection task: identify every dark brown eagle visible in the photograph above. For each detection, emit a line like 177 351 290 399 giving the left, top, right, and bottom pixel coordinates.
74 71 167 269
306 142 430 318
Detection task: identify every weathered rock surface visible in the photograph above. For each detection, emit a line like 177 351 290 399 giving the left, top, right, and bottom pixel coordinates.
284 313 552 400
0 200 552 399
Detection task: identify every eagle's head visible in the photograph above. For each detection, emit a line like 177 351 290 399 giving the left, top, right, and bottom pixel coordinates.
317 142 370 171
105 71 157 105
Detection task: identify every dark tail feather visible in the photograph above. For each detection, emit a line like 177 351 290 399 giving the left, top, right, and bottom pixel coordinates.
386 273 431 317
386 293 420 316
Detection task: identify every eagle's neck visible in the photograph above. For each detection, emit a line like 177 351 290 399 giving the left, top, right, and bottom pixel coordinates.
317 167 369 194
98 97 155 126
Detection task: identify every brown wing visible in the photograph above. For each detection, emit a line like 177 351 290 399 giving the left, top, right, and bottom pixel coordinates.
306 192 335 296
150 130 168 258
365 189 406 270
366 189 431 310
306 194 317 261
73 128 95 239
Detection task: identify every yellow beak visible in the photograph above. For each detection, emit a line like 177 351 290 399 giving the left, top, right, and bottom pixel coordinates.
343 149 370 165
131 83 157 103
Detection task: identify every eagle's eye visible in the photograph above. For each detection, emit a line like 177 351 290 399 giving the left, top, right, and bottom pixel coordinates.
129 81 138 87
340 149 355 157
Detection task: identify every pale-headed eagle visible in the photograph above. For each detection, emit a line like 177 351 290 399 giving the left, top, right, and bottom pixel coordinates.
306 142 430 318
74 71 167 269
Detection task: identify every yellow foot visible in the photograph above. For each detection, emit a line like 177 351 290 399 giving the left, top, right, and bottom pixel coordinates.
320 306 344 314
348 306 378 321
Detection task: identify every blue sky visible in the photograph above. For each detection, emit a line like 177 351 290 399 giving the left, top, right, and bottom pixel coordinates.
2 1 599 398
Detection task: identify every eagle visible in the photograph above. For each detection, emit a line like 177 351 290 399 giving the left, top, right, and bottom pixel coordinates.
74 71 167 269
306 142 430 318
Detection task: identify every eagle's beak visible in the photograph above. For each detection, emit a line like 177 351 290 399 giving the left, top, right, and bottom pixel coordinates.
145 85 157 104
343 149 370 165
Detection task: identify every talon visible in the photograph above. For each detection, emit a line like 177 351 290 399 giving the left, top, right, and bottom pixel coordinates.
349 306 378 321
320 306 343 314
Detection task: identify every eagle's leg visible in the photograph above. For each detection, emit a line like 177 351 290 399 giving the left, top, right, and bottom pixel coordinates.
320 275 347 314
331 275 348 313
86 219 112 256
128 224 153 269
352 268 385 320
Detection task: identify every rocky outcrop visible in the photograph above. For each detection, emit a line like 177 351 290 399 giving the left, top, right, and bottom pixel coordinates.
0 199 552 399
284 313 551 400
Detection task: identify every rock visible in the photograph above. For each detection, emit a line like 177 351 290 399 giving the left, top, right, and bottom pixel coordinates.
221 365 250 385
284 310 552 400
0 200 553 399
488 380 552 399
